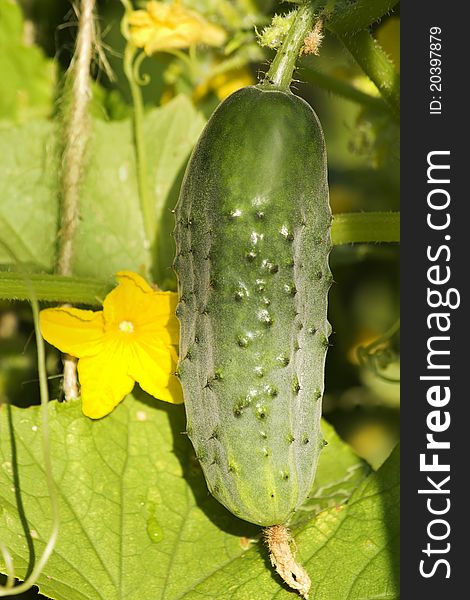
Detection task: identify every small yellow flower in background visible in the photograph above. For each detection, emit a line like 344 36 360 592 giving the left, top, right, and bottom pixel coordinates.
40 271 182 419
128 0 226 55
211 67 252 100
193 66 254 102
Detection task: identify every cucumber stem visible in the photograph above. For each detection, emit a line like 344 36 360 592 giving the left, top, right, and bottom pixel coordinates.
265 525 311 598
263 3 316 91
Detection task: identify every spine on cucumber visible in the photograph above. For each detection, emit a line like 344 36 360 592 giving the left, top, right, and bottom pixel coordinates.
174 85 331 526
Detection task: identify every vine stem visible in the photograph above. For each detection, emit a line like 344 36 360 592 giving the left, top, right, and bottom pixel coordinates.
0 314 60 597
301 66 387 111
338 29 400 121
262 2 317 90
124 45 155 247
0 272 111 305
57 0 95 275
265 525 311 598
0 212 400 304
57 0 96 401
331 211 400 246
0 248 59 597
331 211 399 245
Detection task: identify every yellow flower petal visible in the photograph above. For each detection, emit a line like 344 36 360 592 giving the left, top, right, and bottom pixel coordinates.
41 269 183 418
129 339 183 404
39 307 104 358
126 10 155 47
212 67 254 101
127 0 226 55
104 271 179 345
116 270 154 293
137 292 179 346
78 340 135 419
103 271 153 325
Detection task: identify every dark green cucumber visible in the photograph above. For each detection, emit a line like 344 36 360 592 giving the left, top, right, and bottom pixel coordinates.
174 85 331 526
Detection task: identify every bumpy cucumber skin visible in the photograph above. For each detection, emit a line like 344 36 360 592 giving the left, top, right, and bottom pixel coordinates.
174 85 332 526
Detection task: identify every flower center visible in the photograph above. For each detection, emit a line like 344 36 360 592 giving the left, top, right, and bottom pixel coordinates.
119 320 135 334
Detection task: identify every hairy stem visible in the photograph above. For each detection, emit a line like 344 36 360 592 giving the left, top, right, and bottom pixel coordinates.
263 3 317 90
57 0 95 276
56 0 96 400
338 29 400 121
331 211 399 245
0 272 111 305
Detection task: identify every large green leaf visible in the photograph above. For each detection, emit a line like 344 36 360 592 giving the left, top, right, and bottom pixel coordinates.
71 117 147 280
0 394 397 599
0 120 58 270
293 421 372 527
144 95 205 288
0 96 204 284
0 0 56 123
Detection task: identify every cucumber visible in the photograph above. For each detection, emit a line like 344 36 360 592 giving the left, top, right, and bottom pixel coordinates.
174 85 331 526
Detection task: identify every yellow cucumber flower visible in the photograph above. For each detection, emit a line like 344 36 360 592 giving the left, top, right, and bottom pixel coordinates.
193 66 254 102
127 0 226 55
212 67 254 100
39 271 183 419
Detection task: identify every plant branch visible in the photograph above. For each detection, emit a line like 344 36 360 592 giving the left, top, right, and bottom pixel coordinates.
262 3 317 90
301 65 387 111
331 211 399 245
56 0 96 400
326 0 399 35
0 212 399 306
336 29 400 121
0 272 111 305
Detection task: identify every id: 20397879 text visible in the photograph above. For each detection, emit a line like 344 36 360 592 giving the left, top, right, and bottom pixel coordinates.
429 26 443 115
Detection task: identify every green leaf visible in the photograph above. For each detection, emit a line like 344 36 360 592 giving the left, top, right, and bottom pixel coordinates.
71 116 149 279
293 420 372 526
144 95 205 288
0 120 58 270
0 395 397 599
0 396 255 600
0 0 56 123
0 97 204 284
